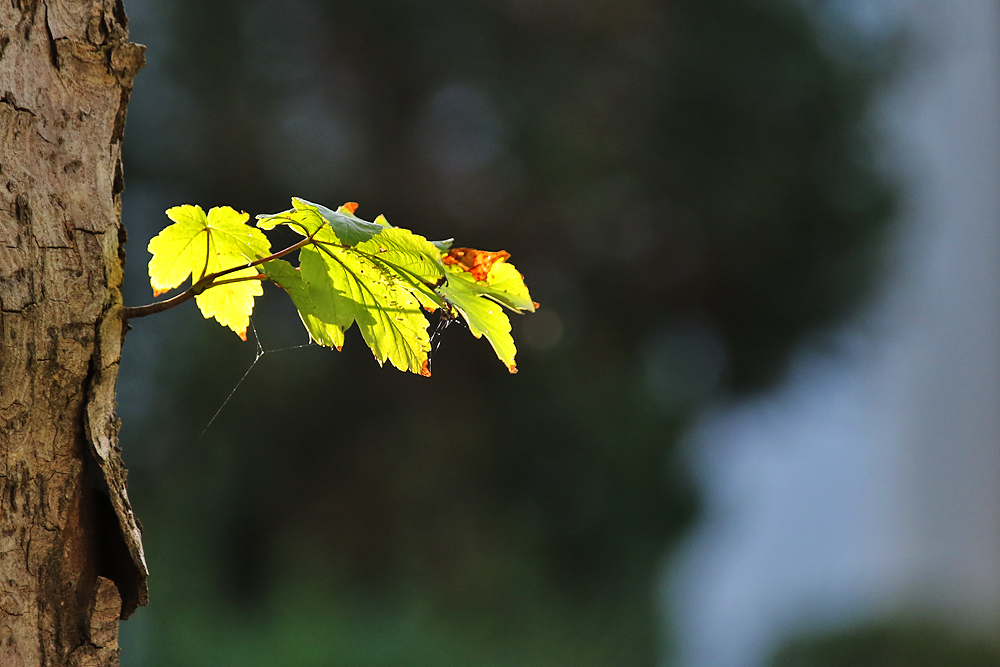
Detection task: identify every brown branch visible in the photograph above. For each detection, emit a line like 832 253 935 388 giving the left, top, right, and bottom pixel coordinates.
209 274 266 287
122 286 199 319
123 234 314 320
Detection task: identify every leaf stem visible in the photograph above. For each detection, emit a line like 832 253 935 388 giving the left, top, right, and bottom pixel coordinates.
209 274 267 287
123 234 315 320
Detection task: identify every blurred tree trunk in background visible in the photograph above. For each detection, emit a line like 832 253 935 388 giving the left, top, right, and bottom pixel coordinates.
0 1 146 665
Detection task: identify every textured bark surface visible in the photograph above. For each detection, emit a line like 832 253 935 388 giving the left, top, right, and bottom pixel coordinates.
0 1 145 665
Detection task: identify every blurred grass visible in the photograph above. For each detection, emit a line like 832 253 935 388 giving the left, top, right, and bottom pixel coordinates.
769 621 1000 667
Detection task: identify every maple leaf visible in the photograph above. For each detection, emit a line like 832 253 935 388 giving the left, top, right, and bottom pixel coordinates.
431 238 454 253
256 197 384 246
470 260 537 313
259 259 345 350
435 248 536 373
259 200 446 373
301 243 432 375
147 205 271 339
438 266 518 373
353 226 446 312
440 247 536 313
135 198 537 376
442 247 511 282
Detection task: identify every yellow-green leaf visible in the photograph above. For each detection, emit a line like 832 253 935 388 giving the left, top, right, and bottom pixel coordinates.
256 198 384 247
147 205 271 339
438 266 518 373
355 227 446 311
194 269 263 341
302 244 431 375
260 259 345 349
143 198 537 375
479 260 536 313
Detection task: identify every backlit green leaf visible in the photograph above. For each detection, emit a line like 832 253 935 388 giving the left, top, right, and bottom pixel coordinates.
256 198 385 247
355 227 446 311
438 266 519 373
475 260 536 313
256 206 328 238
431 238 454 253
141 198 537 375
148 205 271 339
301 244 432 375
297 198 385 246
260 259 345 350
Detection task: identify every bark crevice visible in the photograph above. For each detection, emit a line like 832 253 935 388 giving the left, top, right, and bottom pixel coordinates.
1 92 34 115
42 1 59 70
81 297 148 619
0 0 146 663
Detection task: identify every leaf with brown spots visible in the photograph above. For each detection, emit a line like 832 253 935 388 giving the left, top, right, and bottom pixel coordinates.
139 197 538 375
442 247 511 282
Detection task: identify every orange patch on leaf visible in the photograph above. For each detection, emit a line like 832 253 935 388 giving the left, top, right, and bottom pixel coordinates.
442 247 511 282
420 359 432 377
152 287 169 297
341 202 359 214
237 329 248 342
507 364 518 374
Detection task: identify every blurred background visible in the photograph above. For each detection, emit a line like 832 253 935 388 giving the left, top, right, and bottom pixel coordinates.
114 0 999 665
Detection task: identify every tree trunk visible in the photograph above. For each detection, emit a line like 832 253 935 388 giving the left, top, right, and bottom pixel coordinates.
0 1 146 666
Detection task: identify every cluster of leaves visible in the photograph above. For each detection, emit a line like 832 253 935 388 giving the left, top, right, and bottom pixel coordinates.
142 198 536 375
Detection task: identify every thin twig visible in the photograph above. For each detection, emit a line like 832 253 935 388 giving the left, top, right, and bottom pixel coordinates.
123 234 315 320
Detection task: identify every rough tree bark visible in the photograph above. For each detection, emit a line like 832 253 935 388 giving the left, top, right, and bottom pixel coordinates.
0 1 146 666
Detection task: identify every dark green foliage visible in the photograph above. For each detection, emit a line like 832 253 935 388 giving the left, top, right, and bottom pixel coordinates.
118 0 894 664
770 621 1000 667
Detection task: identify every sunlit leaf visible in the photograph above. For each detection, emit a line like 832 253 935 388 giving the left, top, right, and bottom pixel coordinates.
143 199 536 374
148 205 271 339
297 198 386 246
438 265 518 373
354 227 446 311
301 244 432 375
476 260 536 313
256 205 328 238
260 259 345 350
431 238 454 253
256 198 386 247
439 246 536 313
442 247 510 282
